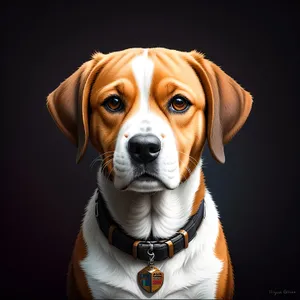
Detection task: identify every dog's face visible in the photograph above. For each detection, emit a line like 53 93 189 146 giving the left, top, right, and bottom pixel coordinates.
89 49 206 192
47 48 252 193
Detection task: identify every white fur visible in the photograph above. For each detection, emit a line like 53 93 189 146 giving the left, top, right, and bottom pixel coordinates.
79 50 223 299
101 161 202 239
131 49 153 113
81 162 223 299
113 49 180 192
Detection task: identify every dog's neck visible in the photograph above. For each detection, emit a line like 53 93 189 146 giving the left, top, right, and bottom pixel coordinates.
97 161 205 240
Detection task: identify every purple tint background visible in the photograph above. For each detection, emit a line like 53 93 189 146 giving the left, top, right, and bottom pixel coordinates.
1 1 299 299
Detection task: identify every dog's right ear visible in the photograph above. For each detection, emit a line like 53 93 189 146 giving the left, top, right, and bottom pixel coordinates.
47 53 105 163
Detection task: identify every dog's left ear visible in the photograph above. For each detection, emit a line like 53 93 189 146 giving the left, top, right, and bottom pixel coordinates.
187 51 253 163
47 53 105 163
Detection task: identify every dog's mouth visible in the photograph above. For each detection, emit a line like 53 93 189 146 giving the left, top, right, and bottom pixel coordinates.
135 173 160 182
121 172 169 192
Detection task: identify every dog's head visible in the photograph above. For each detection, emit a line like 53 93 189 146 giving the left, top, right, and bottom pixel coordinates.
47 48 252 192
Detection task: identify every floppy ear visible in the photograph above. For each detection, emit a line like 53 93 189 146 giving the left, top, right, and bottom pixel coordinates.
188 51 253 163
46 53 105 163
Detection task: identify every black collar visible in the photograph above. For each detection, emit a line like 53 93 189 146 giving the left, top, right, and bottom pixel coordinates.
94 188 205 262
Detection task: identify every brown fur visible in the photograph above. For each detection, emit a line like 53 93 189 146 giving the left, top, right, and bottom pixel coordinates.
148 49 207 181
191 170 206 216
89 49 143 177
88 48 207 181
47 48 252 300
215 223 235 299
67 230 92 300
47 47 252 176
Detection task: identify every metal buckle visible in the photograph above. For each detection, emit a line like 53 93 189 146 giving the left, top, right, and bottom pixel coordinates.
108 224 117 244
165 240 174 258
177 229 189 248
146 242 155 265
132 241 141 259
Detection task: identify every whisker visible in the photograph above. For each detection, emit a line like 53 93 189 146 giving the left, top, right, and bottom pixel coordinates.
100 157 114 170
100 153 115 172
101 154 115 160
99 151 115 159
106 164 115 180
177 150 198 164
177 151 199 169
101 150 115 155
100 158 114 175
178 159 190 182
91 154 114 170
90 155 101 169
90 150 116 170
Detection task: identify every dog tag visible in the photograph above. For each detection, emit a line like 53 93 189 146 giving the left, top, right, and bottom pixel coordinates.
137 265 164 293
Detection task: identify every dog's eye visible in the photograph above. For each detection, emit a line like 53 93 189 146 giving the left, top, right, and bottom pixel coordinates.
168 95 191 113
103 96 124 113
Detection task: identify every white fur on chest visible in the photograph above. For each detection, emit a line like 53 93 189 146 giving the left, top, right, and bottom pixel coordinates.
81 166 223 299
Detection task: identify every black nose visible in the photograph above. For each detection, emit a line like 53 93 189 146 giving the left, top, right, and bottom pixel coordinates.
128 134 161 164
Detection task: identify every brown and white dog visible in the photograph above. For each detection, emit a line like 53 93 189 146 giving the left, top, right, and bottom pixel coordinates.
47 48 252 299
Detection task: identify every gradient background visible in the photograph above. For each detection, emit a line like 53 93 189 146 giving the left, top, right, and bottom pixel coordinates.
2 1 299 299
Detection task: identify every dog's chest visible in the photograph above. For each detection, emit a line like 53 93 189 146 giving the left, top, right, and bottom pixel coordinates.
82 239 222 299
80 188 222 299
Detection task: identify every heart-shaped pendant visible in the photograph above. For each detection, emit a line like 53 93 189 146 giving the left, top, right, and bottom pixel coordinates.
137 265 164 293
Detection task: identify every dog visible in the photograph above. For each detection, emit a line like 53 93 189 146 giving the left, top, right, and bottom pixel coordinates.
47 47 252 299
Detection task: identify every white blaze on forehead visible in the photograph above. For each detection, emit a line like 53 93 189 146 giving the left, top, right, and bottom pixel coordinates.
131 49 154 112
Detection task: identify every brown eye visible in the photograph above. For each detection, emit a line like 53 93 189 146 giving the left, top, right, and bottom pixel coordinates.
103 96 124 113
169 95 191 113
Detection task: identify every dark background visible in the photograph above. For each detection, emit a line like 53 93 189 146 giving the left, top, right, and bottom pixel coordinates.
1 1 299 299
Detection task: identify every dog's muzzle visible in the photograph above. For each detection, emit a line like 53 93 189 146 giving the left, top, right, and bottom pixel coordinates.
128 134 161 164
